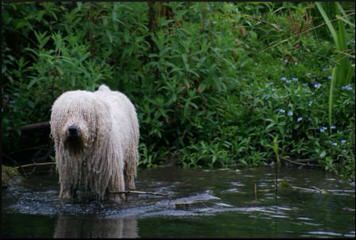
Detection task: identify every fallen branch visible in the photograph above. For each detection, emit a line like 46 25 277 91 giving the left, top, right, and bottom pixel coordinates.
290 185 328 194
284 157 319 167
109 190 168 196
327 189 354 193
20 121 50 131
16 162 56 169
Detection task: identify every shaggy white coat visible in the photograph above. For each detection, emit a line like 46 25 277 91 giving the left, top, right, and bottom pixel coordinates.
50 85 139 202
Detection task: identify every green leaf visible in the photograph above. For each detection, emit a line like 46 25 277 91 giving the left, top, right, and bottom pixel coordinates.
182 54 189 71
336 15 355 28
316 3 339 48
328 67 336 128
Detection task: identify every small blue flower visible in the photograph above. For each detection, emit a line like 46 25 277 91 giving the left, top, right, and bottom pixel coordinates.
319 126 327 133
330 125 336 130
280 77 287 81
291 77 298 81
297 117 303 122
327 76 332 80
331 142 337 146
340 139 346 144
277 108 285 114
341 84 353 91
287 111 293 116
313 82 321 89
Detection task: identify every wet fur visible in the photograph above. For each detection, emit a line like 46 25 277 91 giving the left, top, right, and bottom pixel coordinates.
50 85 139 203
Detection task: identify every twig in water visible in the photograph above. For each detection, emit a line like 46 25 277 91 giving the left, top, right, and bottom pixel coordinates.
109 190 168 196
284 157 319 167
254 183 257 200
291 185 328 194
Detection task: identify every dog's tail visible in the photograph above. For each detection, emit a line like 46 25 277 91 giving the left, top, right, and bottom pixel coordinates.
98 84 111 92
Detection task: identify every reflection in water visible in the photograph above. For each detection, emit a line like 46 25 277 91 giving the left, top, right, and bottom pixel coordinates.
2 167 355 238
54 216 138 238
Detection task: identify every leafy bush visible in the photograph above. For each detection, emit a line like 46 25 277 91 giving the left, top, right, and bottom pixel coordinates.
2 2 354 178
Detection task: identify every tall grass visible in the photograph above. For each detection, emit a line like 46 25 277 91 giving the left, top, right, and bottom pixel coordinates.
316 2 354 128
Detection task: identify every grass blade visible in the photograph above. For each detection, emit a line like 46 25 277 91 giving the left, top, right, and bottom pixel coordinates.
328 67 337 128
316 2 339 48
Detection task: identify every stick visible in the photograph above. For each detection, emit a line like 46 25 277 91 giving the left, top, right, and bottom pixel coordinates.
109 190 168 196
16 162 56 169
20 121 50 131
291 185 328 194
284 158 319 167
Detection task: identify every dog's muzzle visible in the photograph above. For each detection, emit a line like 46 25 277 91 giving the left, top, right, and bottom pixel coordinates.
65 125 83 154
68 125 79 138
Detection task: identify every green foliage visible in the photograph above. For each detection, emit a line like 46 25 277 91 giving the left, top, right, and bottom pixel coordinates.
316 2 354 128
2 2 355 178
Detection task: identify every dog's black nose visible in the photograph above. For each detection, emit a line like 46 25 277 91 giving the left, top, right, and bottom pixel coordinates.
68 126 78 137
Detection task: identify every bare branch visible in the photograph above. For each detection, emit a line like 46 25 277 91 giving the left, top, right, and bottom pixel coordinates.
16 162 56 169
109 190 168 196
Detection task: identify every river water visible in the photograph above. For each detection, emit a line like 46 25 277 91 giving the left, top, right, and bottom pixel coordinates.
1 166 355 238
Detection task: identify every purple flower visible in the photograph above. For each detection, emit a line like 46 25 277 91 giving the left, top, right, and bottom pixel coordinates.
287 111 293 116
340 139 346 144
341 84 353 91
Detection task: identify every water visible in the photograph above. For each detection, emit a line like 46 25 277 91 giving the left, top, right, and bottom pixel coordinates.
1 166 355 238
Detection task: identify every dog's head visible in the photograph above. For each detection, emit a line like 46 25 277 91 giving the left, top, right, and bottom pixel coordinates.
50 91 98 155
62 117 90 154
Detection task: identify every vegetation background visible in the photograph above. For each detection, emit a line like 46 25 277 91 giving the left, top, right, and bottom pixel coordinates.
2 2 355 178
